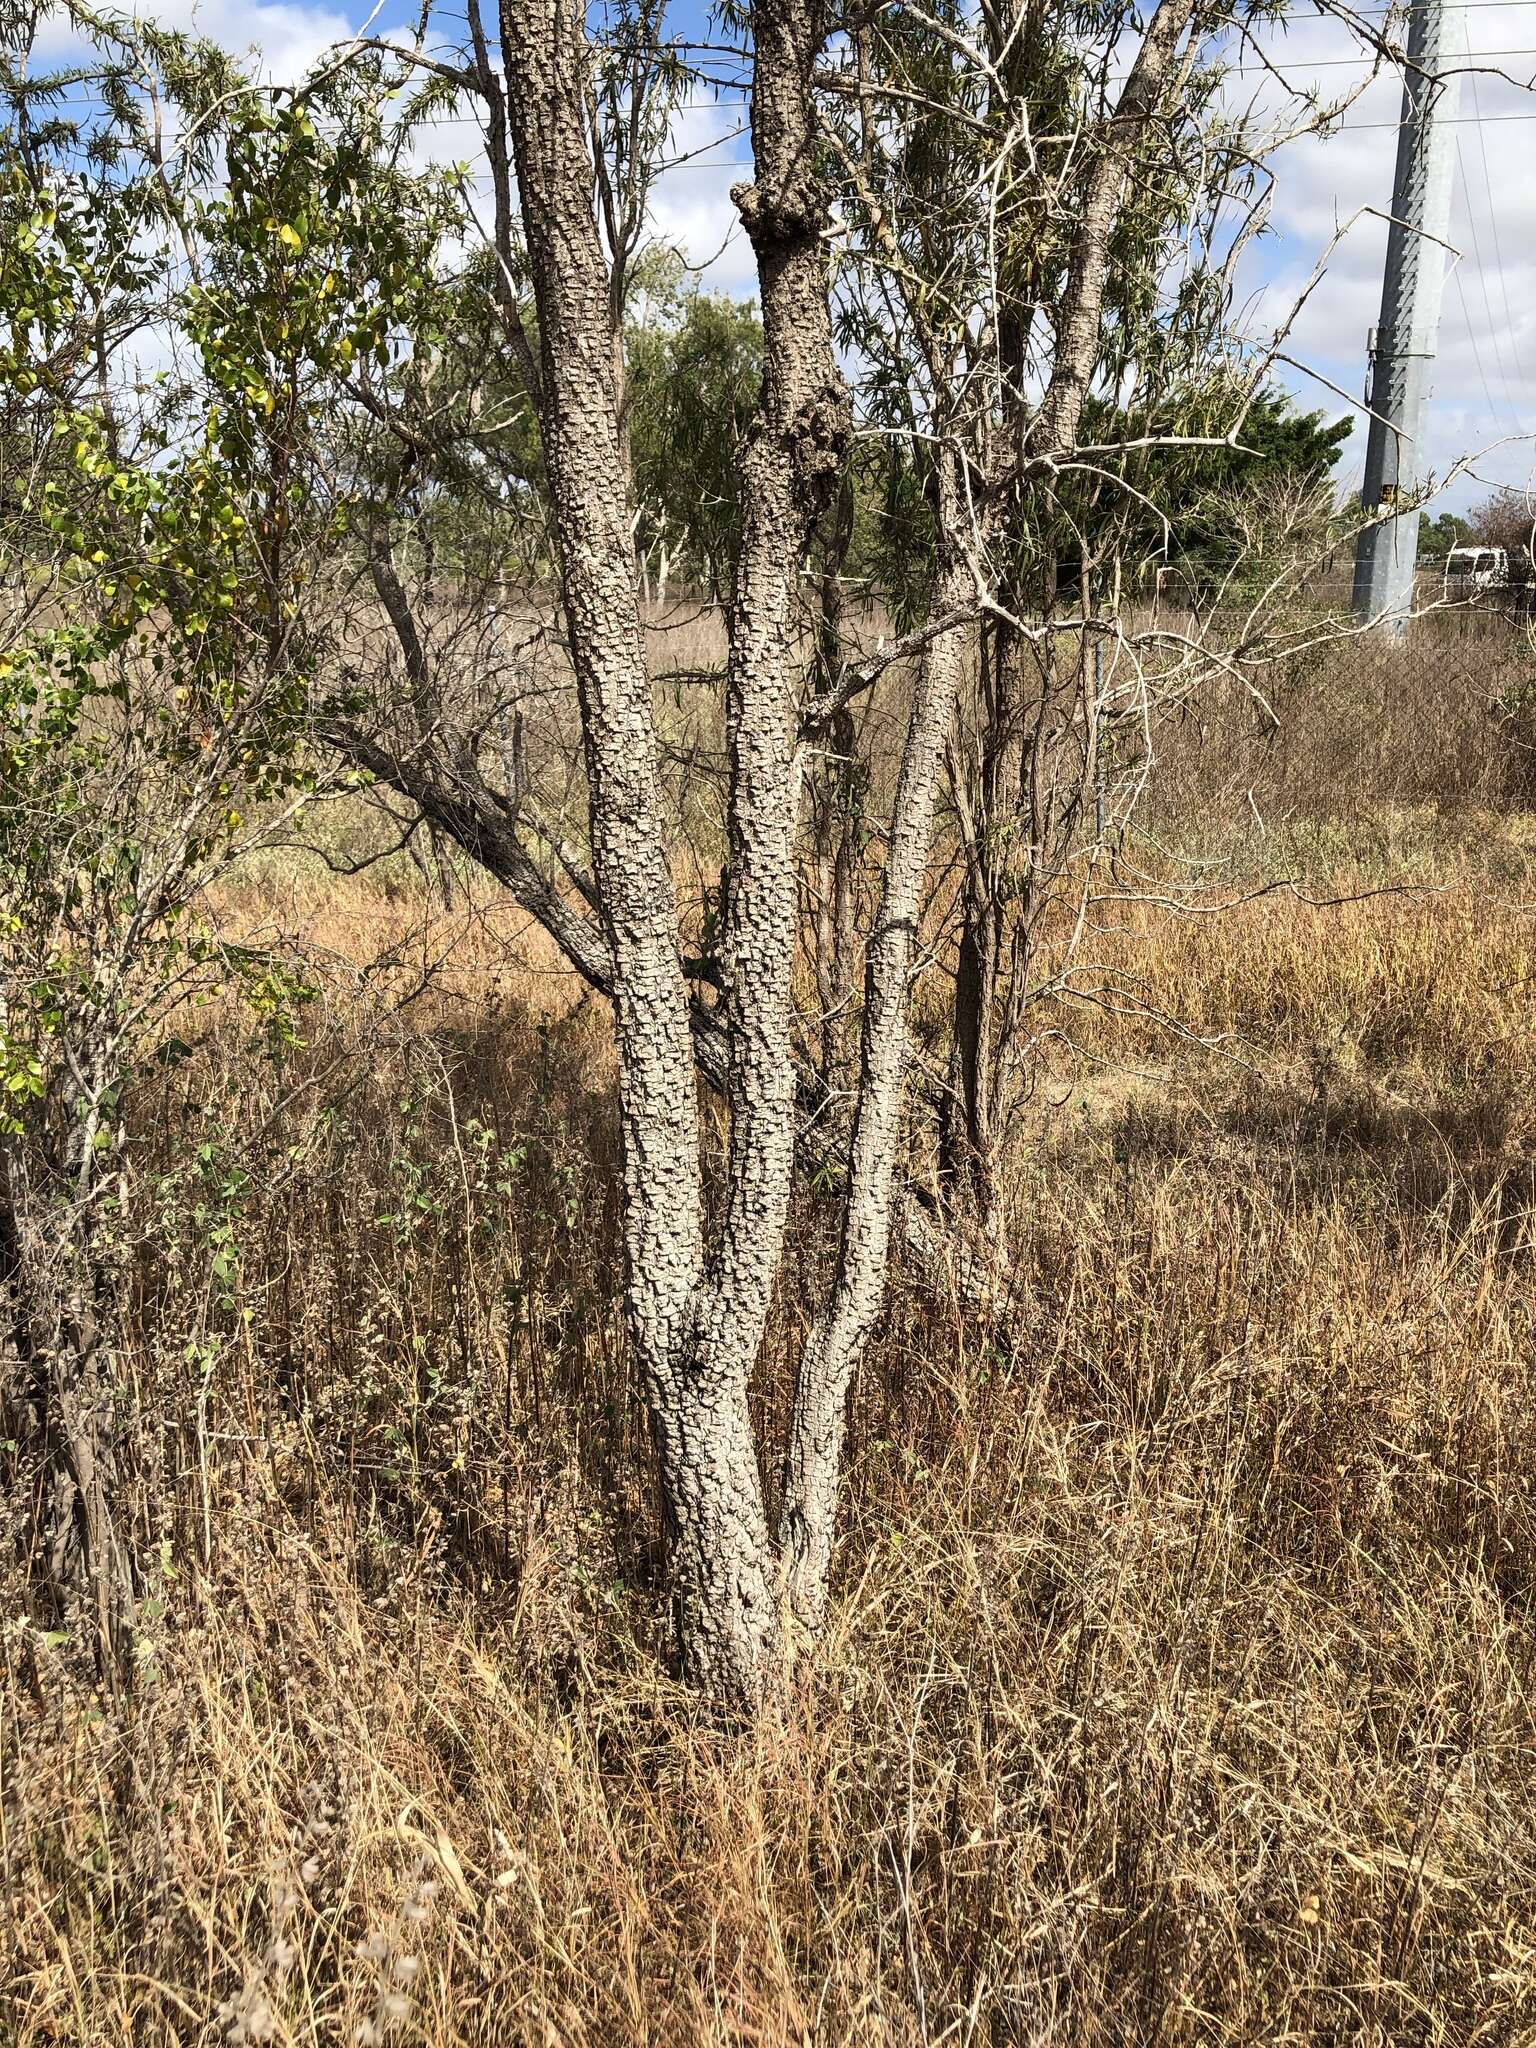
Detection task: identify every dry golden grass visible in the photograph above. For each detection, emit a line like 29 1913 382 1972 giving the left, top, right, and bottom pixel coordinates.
7 626 1536 2044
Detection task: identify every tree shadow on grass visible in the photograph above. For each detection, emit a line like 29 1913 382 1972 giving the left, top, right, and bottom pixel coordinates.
1102 1061 1536 1252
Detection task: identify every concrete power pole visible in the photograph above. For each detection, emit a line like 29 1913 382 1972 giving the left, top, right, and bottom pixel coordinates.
1351 0 1465 631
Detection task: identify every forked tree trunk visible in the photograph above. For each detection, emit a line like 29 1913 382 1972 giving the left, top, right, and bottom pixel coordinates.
360 0 1200 1700
497 0 844 1706
497 0 752 1688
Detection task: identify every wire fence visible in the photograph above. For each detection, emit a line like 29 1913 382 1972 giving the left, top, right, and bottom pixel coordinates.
1099 597 1536 864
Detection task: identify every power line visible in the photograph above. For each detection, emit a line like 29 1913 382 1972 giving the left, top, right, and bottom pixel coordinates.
1451 246 1506 430
1468 69 1526 431
1454 135 1521 434
1352 1 1536 11
28 89 1536 131
1335 106 1536 123
1222 45 1536 67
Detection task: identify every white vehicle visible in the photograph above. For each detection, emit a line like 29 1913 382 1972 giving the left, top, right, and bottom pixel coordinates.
1444 545 1508 597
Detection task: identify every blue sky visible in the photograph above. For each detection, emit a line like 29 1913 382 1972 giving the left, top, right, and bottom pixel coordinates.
40 0 1536 513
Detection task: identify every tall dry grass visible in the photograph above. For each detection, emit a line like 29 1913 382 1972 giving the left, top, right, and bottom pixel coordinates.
1139 608 1535 839
6 621 1536 2044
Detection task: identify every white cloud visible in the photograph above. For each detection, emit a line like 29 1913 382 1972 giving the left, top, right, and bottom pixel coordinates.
645 99 756 295
35 0 356 83
178 0 355 80
378 63 758 297
623 12 1536 513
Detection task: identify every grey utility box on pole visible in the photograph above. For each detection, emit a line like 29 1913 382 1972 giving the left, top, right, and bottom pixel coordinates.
1351 0 1465 633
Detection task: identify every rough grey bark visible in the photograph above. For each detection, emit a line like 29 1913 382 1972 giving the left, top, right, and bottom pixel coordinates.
712 0 849 1362
781 455 976 1631
499 0 702 1351
490 0 846 1705
497 0 764 1690
807 487 864 1107
668 0 850 1695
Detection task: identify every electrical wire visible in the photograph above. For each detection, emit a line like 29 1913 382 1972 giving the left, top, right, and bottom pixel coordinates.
25 89 1536 134
1218 45 1536 68
1468 69 1526 433
1451 248 1506 431
1335 107 1536 123
1455 136 1523 434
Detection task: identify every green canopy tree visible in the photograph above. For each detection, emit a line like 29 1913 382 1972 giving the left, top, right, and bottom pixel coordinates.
626 264 764 600
1418 509 1474 564
0 17 469 1673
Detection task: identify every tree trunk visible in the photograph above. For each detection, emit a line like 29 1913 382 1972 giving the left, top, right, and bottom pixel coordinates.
497 0 844 1707
807 480 864 1105
781 472 975 1631
498 0 766 1690
666 0 848 1702
37 1260 137 1669
943 0 1198 1235
779 0 1199 1630
945 615 1009 1216
653 1376 782 1697
811 697 865 1101
3 1144 137 1680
